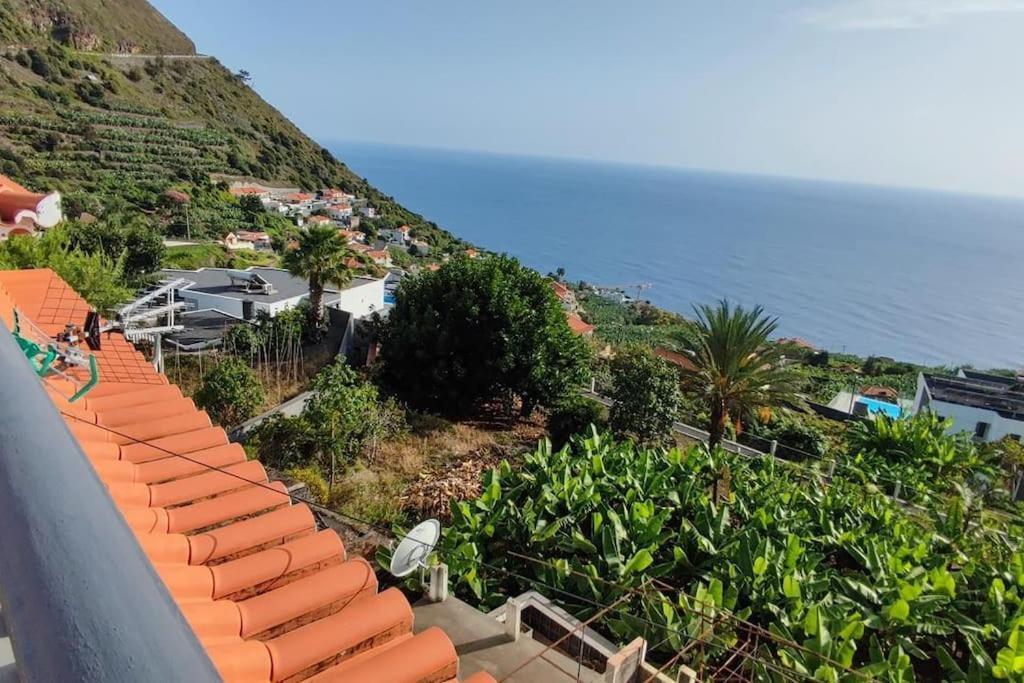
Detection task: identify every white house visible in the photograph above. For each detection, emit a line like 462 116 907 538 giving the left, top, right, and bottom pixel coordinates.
328 276 386 319
328 204 353 221
381 225 411 246
222 232 255 251
162 267 385 321
913 370 1024 442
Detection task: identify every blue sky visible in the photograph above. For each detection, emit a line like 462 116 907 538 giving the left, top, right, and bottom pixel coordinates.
151 0 1024 197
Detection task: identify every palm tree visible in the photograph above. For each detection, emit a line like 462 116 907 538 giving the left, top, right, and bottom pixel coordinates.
680 300 803 450
282 226 359 337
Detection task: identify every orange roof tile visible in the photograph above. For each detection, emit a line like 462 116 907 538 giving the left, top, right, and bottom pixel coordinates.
0 268 496 683
566 312 594 336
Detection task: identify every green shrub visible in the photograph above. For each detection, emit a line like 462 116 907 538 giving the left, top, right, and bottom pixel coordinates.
249 413 316 471
546 396 606 447
608 346 681 445
194 358 264 428
284 465 329 505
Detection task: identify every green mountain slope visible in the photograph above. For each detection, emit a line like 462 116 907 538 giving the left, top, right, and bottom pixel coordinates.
0 0 463 251
0 0 194 54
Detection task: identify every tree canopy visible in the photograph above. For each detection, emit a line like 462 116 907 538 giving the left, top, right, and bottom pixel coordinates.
608 346 682 445
282 226 359 336
193 357 265 428
378 255 591 416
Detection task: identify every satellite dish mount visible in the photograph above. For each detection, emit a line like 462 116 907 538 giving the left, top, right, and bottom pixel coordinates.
389 519 441 578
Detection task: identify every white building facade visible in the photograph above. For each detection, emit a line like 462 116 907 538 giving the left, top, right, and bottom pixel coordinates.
913 371 1024 442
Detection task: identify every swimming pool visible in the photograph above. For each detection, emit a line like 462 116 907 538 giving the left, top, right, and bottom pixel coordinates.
384 292 396 305
855 396 902 419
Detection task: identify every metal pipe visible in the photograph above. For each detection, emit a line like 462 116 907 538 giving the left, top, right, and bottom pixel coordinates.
0 319 218 681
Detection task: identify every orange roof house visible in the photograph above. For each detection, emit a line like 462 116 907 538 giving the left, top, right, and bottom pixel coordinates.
0 174 62 240
338 229 365 244
860 385 899 401
566 312 594 336
0 268 496 683
306 215 332 225
229 186 269 199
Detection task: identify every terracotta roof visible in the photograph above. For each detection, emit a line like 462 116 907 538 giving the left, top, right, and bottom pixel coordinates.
229 187 265 197
860 385 899 400
236 230 270 242
550 280 573 301
0 268 495 683
566 312 594 336
307 215 331 223
284 193 313 202
653 346 697 372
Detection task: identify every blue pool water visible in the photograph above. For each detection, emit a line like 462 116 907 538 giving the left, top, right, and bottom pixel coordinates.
856 397 902 419
384 292 397 305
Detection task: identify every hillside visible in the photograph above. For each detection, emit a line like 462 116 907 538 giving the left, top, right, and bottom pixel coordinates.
0 0 193 54
0 0 464 250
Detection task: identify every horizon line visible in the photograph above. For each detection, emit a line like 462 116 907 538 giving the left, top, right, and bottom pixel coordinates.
324 137 1024 205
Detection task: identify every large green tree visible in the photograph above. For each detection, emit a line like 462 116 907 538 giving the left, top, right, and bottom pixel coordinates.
282 226 358 336
379 255 590 417
608 346 682 445
66 212 165 281
680 300 802 450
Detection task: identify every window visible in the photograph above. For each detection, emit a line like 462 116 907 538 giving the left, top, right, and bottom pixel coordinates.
1009 434 1022 442
974 421 990 439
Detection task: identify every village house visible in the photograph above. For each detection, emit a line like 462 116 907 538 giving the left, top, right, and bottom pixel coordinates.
305 215 334 227
913 369 1024 443
410 238 430 255
566 312 594 336
359 205 378 218
367 248 392 266
327 203 353 221
221 232 254 251
228 186 269 200
550 280 578 312
381 225 411 246
162 266 386 321
339 229 366 244
236 230 272 250
322 188 355 203
0 174 62 240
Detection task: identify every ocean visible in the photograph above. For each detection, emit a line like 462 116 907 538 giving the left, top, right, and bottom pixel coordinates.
332 142 1024 369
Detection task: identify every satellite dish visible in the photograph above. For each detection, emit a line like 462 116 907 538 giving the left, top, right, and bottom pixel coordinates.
389 519 441 578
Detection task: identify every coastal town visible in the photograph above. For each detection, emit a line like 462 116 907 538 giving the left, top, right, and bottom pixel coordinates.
4 165 1024 682
0 3 1022 682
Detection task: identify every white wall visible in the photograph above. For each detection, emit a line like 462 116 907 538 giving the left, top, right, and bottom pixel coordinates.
258 295 309 318
328 278 385 319
177 290 244 318
914 374 1024 442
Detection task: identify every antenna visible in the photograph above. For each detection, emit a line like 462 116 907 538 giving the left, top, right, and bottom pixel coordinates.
388 519 441 578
